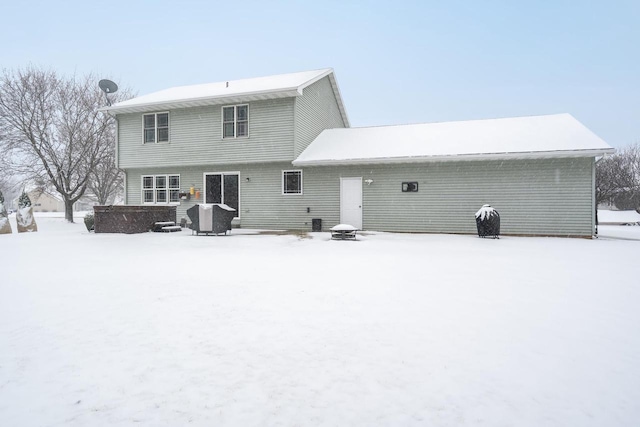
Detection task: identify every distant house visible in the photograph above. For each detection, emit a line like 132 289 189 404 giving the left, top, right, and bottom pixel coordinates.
14 190 65 212
103 68 614 237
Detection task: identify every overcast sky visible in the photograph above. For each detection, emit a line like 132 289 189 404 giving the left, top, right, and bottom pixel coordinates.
2 0 638 148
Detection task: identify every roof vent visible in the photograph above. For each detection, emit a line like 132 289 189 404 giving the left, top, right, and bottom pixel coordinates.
226 81 229 88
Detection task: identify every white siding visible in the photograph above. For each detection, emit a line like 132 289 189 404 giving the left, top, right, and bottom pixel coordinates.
306 158 595 236
126 157 596 236
294 76 346 158
117 98 295 169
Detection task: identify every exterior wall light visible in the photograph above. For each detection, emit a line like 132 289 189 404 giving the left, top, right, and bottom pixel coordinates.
364 179 374 185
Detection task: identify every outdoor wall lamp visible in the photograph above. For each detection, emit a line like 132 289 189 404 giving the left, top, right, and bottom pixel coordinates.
364 179 374 185
246 177 250 182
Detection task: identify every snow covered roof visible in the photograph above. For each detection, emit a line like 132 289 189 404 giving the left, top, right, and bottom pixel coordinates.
103 68 349 125
293 114 614 166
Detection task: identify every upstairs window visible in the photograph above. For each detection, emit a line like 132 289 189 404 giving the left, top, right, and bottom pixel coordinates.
283 170 303 195
222 105 248 138
142 174 180 204
143 112 169 144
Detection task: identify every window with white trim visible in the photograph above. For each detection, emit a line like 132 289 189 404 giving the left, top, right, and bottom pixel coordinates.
282 170 302 195
143 112 169 144
142 174 180 203
222 105 248 138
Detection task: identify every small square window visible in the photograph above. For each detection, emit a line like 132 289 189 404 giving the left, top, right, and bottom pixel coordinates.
283 170 302 195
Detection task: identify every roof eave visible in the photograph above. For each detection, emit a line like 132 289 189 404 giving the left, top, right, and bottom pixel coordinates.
292 148 616 167
101 88 302 114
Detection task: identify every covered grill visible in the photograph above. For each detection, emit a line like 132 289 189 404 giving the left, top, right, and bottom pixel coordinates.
187 203 236 235
475 204 500 238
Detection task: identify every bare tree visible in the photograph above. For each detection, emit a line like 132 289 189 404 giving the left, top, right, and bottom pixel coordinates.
596 143 640 211
86 145 123 205
0 67 122 222
0 146 20 207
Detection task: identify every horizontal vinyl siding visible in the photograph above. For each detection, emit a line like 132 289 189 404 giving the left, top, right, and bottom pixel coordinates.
124 157 595 236
294 76 346 158
307 158 594 236
240 164 340 230
117 98 295 169
125 164 331 229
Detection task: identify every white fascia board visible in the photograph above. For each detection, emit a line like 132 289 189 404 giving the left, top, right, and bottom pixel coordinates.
292 148 617 166
101 88 301 114
328 72 350 127
293 69 350 128
297 68 334 91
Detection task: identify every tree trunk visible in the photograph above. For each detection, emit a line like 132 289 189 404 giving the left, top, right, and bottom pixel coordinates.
65 199 74 223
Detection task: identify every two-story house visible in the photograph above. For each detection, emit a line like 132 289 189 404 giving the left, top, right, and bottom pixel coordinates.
105 69 347 231
105 68 614 237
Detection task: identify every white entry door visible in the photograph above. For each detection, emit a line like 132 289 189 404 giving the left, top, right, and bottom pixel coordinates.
340 177 362 229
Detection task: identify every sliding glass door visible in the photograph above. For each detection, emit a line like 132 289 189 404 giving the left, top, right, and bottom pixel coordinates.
205 173 239 218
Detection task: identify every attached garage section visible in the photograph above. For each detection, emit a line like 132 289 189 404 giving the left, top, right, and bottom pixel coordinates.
294 114 613 237
299 157 594 236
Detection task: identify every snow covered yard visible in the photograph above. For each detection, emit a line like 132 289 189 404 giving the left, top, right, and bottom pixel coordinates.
1 214 639 426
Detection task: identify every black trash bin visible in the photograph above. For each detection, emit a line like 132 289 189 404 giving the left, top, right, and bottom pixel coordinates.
312 218 322 232
475 204 500 238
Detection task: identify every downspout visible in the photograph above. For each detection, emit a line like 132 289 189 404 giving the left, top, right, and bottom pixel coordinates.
593 157 597 237
115 116 119 169
115 115 126 204
593 155 611 237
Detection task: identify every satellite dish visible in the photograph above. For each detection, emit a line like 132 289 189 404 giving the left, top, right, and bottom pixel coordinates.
99 79 118 94
98 79 118 106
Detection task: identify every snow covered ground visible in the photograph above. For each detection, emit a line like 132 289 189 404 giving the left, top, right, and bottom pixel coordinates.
598 209 640 225
1 213 639 426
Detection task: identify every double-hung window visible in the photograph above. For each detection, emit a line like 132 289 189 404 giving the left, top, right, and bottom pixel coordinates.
143 112 169 144
222 105 248 138
142 174 180 204
282 170 303 195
